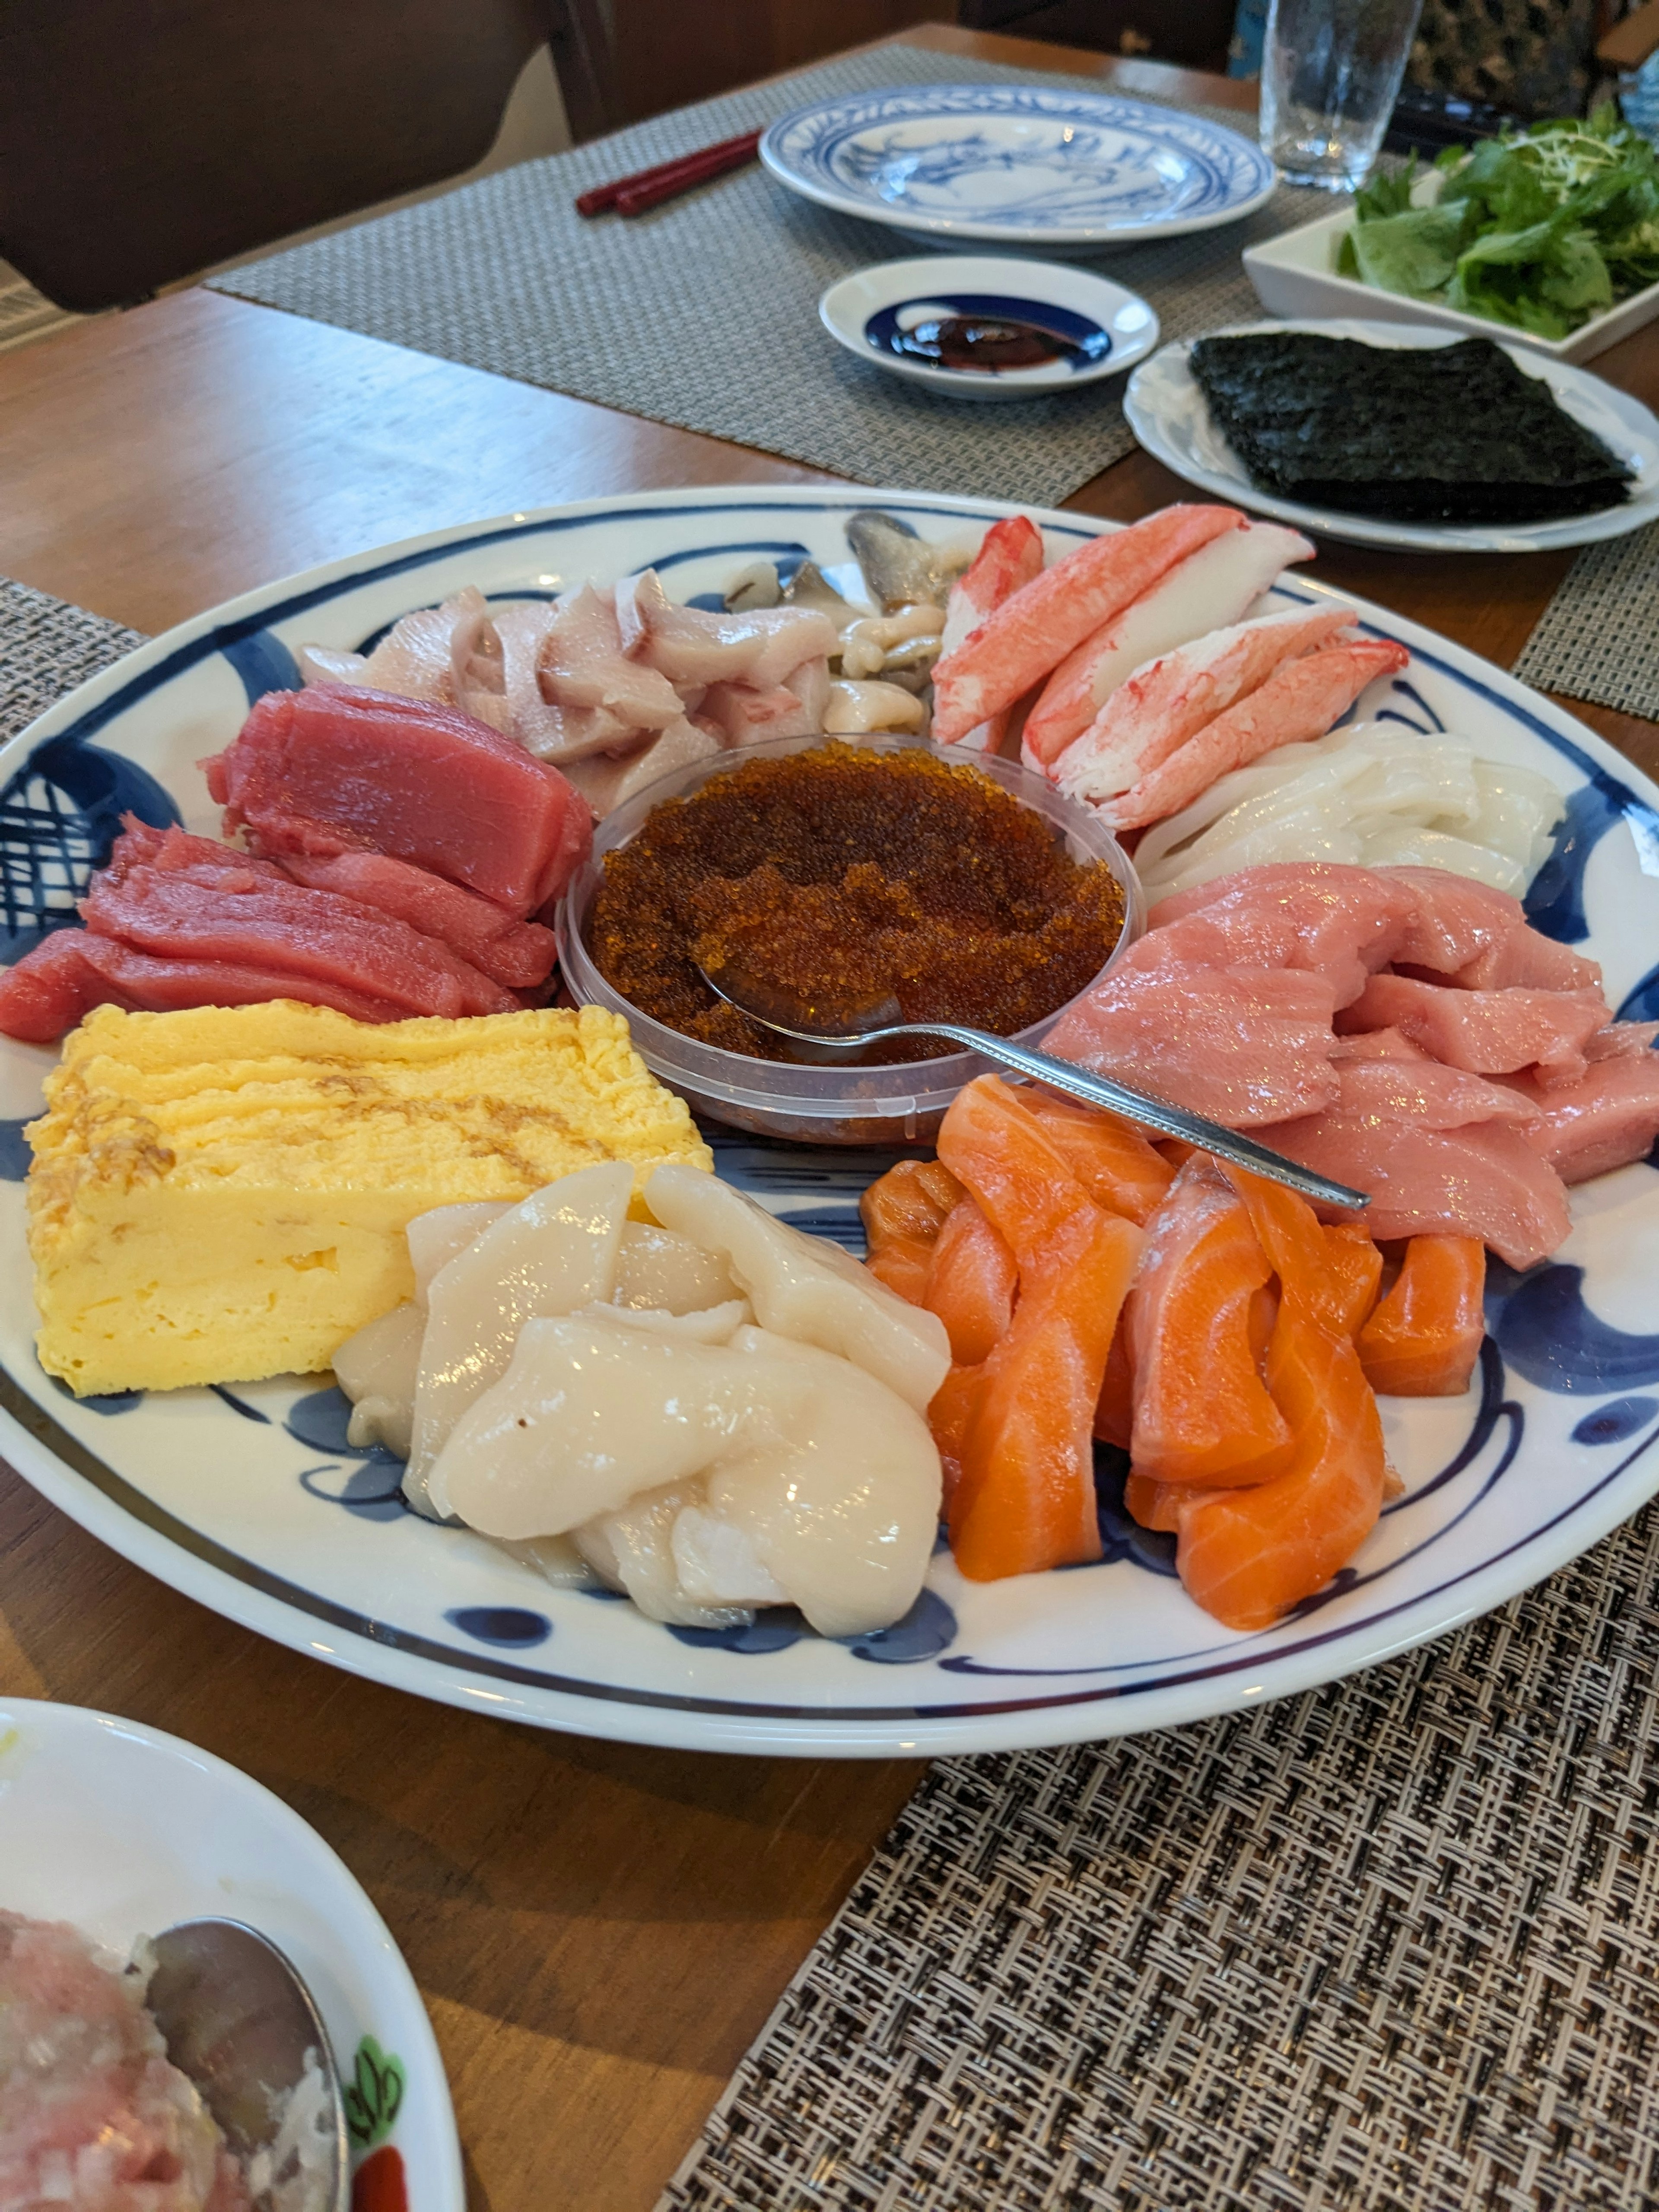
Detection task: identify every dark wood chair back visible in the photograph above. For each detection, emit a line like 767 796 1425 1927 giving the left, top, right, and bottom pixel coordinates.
0 0 618 314
957 0 1235 73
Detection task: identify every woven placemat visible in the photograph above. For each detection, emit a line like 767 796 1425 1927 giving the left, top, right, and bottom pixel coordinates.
206 46 1323 511
0 575 143 744
1513 520 1659 724
661 1497 1659 2212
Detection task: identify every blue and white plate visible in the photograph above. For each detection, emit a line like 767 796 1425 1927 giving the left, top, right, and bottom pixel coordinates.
819 254 1159 400
2 486 1658 1758
760 83 1277 254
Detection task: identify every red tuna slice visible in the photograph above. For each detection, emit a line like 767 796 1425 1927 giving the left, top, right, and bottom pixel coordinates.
1144 862 1416 1007
1454 926 1603 994
1340 972 1609 1080
1330 1057 1540 1128
105 817 291 887
1264 1111 1571 1268
205 685 592 917
930 505 1243 745
83 867 517 1020
1377 865 1523 973
273 853 557 989
1506 1049 1659 1183
1044 960 1339 1128
1097 639 1412 832
0 926 407 1041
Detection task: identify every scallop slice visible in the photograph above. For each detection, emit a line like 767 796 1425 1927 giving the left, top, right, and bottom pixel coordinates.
406 1202 512 1304
406 1162 633 1519
575 1481 756 1629
612 1222 740 1313
643 1166 949 1414
334 1300 424 1459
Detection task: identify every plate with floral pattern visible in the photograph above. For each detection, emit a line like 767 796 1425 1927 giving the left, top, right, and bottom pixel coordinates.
0 486 1657 1757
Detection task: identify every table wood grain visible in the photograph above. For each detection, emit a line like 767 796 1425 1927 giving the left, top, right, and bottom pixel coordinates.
2 27 1656 2212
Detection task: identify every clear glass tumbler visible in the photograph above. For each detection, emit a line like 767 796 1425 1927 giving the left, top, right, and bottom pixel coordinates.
1260 0 1425 191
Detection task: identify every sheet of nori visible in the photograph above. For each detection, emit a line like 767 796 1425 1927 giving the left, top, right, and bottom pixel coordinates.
1188 334 1634 522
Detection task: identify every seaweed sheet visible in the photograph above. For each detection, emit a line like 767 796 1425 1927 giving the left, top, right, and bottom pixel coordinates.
1189 334 1634 524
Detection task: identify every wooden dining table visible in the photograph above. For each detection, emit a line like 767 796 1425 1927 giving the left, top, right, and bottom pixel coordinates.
2 22 1656 2210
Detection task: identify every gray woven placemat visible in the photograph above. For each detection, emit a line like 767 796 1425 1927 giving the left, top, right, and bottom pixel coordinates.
207 46 1323 511
1514 521 1659 724
0 575 143 744
661 1496 1659 2212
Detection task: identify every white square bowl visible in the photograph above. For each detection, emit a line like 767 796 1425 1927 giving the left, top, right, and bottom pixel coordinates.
1244 197 1659 365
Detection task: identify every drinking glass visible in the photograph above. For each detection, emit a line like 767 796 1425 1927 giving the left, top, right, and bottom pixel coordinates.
1260 0 1425 191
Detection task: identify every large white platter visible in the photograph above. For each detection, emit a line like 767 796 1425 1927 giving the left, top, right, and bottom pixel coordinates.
760 83 1276 254
2 485 1658 1759
0 1696 461 2208
1124 318 1659 553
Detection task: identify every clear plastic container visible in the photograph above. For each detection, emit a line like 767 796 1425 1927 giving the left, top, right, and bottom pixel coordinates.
557 733 1145 1146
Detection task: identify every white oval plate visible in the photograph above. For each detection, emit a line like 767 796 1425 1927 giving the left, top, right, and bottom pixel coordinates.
819 254 1159 401
2 485 1658 1758
760 83 1276 254
1124 317 1659 552
0 1697 461 2207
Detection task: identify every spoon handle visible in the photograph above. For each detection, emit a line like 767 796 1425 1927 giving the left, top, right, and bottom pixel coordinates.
893 1024 1370 1211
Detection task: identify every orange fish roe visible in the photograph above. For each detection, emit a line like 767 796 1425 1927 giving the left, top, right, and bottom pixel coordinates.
587 744 1126 1063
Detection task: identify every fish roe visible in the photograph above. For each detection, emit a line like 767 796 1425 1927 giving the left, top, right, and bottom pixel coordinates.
587 744 1126 1063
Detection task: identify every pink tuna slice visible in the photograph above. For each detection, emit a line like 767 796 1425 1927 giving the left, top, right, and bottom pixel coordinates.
539 584 685 733
1023 522 1316 770
1454 927 1603 994
1044 960 1339 1128
1504 1046 1659 1182
938 515 1045 753
616 569 838 690
204 683 591 917
1096 637 1411 832
0 926 410 1041
1329 1026 1433 1063
1340 972 1610 1081
1144 861 1417 1008
1053 602 1358 805
1265 1112 1572 1269
930 505 1244 746
1376 865 1524 973
83 866 518 1020
1328 1057 1541 1129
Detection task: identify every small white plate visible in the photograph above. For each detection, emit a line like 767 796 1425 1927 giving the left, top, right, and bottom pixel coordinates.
1244 180 1659 365
0 1698 461 2210
1124 316 1659 553
819 254 1159 401
760 82 1276 254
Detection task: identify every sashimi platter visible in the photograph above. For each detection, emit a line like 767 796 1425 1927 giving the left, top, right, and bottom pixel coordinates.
2 484 1657 1757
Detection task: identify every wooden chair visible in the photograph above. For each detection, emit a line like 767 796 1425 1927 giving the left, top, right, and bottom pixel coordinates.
957 0 1236 73
0 0 618 314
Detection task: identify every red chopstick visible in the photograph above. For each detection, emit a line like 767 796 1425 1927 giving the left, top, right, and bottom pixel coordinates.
575 129 762 219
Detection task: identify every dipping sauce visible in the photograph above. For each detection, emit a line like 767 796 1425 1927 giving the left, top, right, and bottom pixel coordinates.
887 314 1081 373
587 744 1127 1064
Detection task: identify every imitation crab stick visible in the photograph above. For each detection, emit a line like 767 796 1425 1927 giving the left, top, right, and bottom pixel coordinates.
938 1075 1143 1577
1125 1161 1292 1488
1022 1089 1176 1226
938 515 1045 753
930 505 1244 746
859 1157 963 1303
1358 1235 1486 1395
924 1195 1018 1367
1324 1223 1385 1340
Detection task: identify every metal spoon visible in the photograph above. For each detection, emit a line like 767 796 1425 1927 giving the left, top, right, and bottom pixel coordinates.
697 959 1369 1212
146 1918 350 2212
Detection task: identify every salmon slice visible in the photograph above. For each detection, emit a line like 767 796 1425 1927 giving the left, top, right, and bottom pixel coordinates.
937 1075 1097 1261
929 1361 990 1507
930 506 1243 745
924 1195 1018 1365
1323 1224 1384 1339
1055 603 1357 803
1021 1089 1175 1224
1098 639 1412 832
1358 1236 1486 1395
1124 1470 1186 1533
1126 1161 1292 1487
1094 1317 1134 1448
950 1197 1142 1580
860 1157 965 1305
939 516 1045 754
1021 521 1315 769
1172 1299 1387 1631
866 1238 936 1306
1219 1161 1349 1336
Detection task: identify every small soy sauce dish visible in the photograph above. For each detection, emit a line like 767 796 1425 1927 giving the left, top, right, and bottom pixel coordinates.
819 254 1160 402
